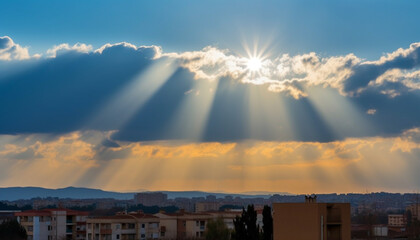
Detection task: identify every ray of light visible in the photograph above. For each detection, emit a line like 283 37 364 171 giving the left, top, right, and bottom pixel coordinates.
247 85 295 141
305 86 375 139
86 58 178 130
166 78 220 141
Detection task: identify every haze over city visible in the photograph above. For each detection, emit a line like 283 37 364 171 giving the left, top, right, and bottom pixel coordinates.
1 0 420 195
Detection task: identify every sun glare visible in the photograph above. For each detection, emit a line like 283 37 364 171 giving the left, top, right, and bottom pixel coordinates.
247 57 262 72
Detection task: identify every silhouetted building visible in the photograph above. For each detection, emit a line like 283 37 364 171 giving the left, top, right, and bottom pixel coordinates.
273 196 351 240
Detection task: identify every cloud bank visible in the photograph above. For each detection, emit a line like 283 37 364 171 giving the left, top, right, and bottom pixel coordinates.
0 36 419 142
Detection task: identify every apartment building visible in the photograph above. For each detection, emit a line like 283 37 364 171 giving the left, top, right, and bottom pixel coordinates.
388 214 406 227
15 208 88 240
86 212 160 240
273 196 351 240
155 211 216 239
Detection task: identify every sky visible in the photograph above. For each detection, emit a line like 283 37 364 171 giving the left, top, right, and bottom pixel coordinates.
0 0 419 194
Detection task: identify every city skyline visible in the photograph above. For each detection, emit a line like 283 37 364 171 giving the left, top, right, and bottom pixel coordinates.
0 0 419 194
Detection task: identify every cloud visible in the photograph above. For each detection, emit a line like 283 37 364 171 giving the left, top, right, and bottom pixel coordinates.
0 130 419 193
0 36 30 60
46 43 93 58
0 36 419 142
343 43 420 95
366 109 376 115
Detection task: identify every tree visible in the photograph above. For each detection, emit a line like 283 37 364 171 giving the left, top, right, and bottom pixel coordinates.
262 205 273 240
205 217 230 240
244 205 259 240
0 219 27 240
232 215 246 240
232 205 260 240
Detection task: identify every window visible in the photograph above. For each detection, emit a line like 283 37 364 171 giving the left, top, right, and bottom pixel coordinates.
115 224 121 229
196 221 199 227
141 223 145 228
141 234 146 238
116 234 120 239
161 232 165 237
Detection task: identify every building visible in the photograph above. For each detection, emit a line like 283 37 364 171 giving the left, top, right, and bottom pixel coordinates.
86 212 160 240
195 202 220 212
388 214 406 227
155 211 214 239
134 193 168 207
273 196 351 240
0 210 20 224
406 203 420 220
15 208 88 240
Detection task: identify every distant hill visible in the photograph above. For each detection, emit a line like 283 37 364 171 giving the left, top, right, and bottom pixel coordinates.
0 187 135 201
0 186 289 201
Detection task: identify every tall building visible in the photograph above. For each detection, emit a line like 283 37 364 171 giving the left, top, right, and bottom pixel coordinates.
134 192 168 206
273 196 351 240
15 208 88 240
86 212 160 240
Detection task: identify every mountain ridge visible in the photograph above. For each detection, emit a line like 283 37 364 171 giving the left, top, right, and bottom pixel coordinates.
0 186 290 201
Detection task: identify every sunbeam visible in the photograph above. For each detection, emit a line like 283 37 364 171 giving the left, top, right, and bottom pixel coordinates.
305 86 375 139
86 57 178 131
166 78 220 141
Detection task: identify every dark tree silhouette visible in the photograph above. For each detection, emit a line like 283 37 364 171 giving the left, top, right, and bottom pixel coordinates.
0 219 27 240
262 205 273 240
232 205 260 240
232 215 246 240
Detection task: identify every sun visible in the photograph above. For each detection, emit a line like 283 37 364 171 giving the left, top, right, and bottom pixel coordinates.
247 57 262 72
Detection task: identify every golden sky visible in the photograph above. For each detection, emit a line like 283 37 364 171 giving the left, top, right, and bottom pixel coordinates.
1 128 419 194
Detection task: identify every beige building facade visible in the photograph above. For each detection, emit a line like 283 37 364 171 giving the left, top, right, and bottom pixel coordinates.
273 201 351 240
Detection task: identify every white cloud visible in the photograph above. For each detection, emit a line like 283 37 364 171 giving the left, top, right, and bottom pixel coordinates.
46 43 93 58
0 36 30 60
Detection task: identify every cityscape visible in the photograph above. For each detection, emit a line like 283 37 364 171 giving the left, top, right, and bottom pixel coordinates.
1 189 420 239
1 0 420 239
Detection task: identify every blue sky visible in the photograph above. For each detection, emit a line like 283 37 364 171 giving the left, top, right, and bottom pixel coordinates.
2 0 420 59
1 0 420 193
